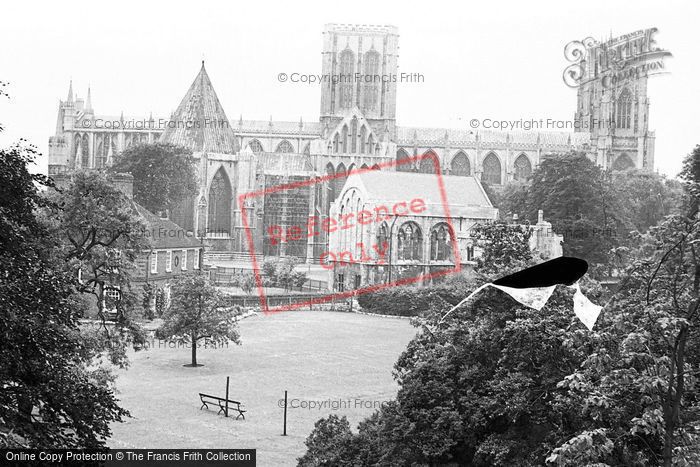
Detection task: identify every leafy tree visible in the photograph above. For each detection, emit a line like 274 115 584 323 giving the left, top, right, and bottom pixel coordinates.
111 143 197 216
0 140 127 448
297 415 356 467
612 169 682 233
551 146 700 466
298 146 700 467
504 152 626 264
41 171 150 364
470 220 533 273
155 274 241 366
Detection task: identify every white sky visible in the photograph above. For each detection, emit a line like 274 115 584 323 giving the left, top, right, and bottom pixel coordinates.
0 0 697 177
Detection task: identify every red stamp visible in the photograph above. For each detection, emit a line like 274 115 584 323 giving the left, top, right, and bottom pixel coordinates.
239 152 461 313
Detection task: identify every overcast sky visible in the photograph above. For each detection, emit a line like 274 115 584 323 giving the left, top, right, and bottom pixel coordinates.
0 0 697 177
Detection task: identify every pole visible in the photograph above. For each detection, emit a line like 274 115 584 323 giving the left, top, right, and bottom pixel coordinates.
225 376 230 418
283 390 288 436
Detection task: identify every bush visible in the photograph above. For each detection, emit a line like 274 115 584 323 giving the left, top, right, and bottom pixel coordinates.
357 274 477 316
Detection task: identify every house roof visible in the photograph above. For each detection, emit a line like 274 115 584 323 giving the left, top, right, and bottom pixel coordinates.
132 202 201 249
338 171 498 220
160 62 239 154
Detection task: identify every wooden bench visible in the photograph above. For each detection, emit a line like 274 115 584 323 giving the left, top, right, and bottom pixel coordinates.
199 393 246 420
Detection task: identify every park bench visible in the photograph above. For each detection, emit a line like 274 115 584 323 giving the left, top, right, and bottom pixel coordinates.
198 393 246 420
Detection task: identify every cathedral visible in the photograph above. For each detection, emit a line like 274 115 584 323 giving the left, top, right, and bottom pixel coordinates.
47 23 655 270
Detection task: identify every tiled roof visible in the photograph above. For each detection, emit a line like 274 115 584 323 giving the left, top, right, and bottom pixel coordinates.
132 202 201 249
160 62 239 154
396 126 592 148
345 171 497 219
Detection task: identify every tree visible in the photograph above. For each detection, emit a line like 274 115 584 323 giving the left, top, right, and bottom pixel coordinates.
156 274 241 366
297 146 700 467
41 171 150 364
0 140 127 448
470 220 533 273
612 169 682 233
111 143 197 216
551 146 700 466
504 152 626 265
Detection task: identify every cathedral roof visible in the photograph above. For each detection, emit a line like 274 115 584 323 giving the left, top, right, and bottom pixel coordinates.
338 171 498 220
160 62 239 154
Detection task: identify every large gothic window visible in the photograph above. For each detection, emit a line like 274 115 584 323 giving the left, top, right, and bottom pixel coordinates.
303 143 310 155
207 168 232 236
482 153 502 185
612 153 635 171
429 224 453 261
451 152 471 176
514 154 532 181
397 222 423 261
342 124 348 153
616 88 633 130
276 140 294 153
396 148 412 172
419 151 438 174
362 50 380 112
248 139 264 153
338 49 355 109
75 134 89 168
333 133 339 153
368 134 375 154
96 135 113 169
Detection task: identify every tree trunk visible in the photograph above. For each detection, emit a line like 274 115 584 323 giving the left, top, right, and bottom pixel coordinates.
191 333 197 366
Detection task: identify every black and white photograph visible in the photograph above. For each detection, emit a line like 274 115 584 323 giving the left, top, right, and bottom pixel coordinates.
1 1 699 465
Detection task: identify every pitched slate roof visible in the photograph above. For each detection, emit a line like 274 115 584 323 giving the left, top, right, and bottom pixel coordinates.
341 171 498 220
132 202 201 249
160 62 239 154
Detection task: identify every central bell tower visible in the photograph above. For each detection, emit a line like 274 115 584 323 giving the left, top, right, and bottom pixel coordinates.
319 24 399 139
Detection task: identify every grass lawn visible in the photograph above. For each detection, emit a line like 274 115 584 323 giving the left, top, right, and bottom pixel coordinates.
108 310 417 466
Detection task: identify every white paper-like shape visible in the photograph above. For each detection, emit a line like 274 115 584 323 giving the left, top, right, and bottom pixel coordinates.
490 284 557 311
570 283 602 331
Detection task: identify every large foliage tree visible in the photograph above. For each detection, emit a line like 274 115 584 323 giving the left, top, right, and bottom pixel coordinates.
41 171 150 364
111 142 197 216
502 152 626 265
0 141 128 448
156 274 241 366
470 221 533 273
297 146 700 466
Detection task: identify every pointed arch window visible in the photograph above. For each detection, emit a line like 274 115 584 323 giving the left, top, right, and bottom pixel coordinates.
616 88 633 130
482 153 502 185
338 49 355 109
430 223 453 262
342 124 349 153
207 168 232 236
248 139 264 153
368 134 375 155
362 50 380 112
450 152 471 176
396 148 412 172
612 153 634 171
276 140 294 153
514 154 532 181
333 133 339 154
419 151 438 174
303 143 310 155
397 222 423 261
